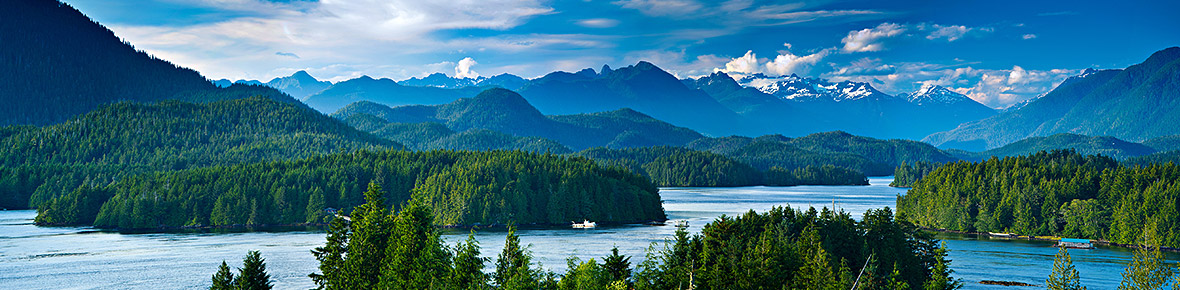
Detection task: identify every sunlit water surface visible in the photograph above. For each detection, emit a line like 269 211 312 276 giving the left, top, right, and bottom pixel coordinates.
1 177 1173 289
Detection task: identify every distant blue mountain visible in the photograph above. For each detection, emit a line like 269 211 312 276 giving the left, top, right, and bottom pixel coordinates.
925 47 1180 150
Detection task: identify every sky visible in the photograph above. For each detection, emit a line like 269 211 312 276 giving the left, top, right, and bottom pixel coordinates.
65 0 1180 108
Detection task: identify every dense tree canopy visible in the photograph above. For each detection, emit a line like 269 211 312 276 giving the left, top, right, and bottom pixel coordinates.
897 150 1180 247
577 146 867 187
36 149 665 228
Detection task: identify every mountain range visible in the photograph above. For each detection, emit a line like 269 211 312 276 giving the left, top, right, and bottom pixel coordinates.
925 47 1180 150
330 88 704 151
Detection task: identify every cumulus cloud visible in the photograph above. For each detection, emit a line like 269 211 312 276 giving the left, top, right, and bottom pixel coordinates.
723 51 763 74
1023 34 1037 40
765 49 831 76
455 57 480 79
716 49 830 76
841 23 905 53
577 18 620 28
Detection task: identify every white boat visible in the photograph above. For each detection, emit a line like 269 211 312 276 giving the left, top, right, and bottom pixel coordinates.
571 220 597 228
673 220 689 228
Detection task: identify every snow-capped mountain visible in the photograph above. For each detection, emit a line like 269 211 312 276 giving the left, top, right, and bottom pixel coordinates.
737 74 892 102
901 84 974 106
397 72 528 91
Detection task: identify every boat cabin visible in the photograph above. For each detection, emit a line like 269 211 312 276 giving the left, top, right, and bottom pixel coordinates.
1058 238 1094 249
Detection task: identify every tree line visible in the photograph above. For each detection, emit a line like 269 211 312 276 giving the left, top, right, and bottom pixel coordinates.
889 161 942 187
897 149 1180 247
36 149 665 229
578 146 868 187
237 180 959 290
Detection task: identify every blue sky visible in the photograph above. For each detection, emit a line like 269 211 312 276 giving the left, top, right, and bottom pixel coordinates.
65 0 1179 108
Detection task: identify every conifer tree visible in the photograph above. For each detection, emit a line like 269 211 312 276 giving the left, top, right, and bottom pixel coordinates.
1048 246 1086 290
1119 226 1174 290
310 215 350 289
923 242 962 290
378 201 450 290
602 247 632 284
793 226 842 290
210 261 235 290
236 251 272 290
341 181 392 289
450 231 489 290
495 226 538 289
306 189 326 223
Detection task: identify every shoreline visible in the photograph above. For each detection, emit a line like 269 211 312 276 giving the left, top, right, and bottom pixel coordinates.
921 227 1180 252
34 218 670 233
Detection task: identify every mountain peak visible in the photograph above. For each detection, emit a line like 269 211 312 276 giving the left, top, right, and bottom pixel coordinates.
904 83 973 105
291 70 314 79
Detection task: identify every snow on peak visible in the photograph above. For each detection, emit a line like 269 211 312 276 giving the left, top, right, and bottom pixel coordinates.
735 74 888 102
903 84 971 105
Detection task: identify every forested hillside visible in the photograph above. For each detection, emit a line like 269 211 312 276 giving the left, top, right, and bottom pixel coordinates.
897 150 1180 247
926 47 1180 150
0 0 296 125
688 132 956 176
956 133 1156 160
36 150 665 228
0 97 396 210
576 146 867 186
332 88 703 150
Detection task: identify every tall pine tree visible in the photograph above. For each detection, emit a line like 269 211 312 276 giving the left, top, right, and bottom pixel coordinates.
1048 246 1086 290
378 201 450 289
210 261 235 290
450 231 489 290
1119 225 1174 290
341 181 393 289
495 226 539 289
310 216 351 289
235 251 272 290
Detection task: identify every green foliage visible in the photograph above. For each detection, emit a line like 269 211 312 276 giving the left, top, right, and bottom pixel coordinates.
236 251 273 290
36 149 664 228
890 161 942 187
1119 227 1175 290
898 149 1180 247
211 261 235 290
495 226 541 290
688 131 957 176
631 206 949 290
2 96 394 211
308 194 955 290
921 243 961 290
449 232 489 290
1143 135 1180 152
577 146 867 187
378 201 450 289
1125 150 1180 166
1048 247 1086 290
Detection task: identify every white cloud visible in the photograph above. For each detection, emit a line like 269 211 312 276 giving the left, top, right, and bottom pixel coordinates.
103 0 554 81
841 23 905 53
455 57 480 79
1023 34 1037 40
765 49 831 76
722 50 763 74
576 18 620 28
920 24 992 42
613 0 703 17
622 49 730 78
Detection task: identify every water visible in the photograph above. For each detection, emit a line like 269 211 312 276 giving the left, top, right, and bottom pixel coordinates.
0 177 1172 289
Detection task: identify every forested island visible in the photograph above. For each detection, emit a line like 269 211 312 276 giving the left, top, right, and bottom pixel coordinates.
36 149 665 228
897 150 1180 247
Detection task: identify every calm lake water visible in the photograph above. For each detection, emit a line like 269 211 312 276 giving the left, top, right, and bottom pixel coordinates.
0 177 1173 289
